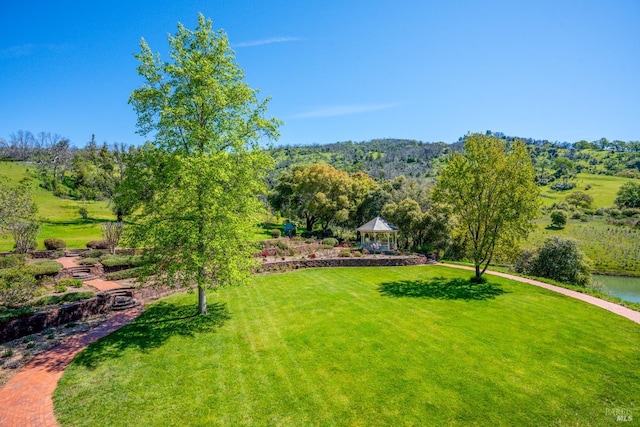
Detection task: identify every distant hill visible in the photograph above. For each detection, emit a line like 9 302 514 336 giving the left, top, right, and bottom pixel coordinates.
268 138 463 183
268 133 640 183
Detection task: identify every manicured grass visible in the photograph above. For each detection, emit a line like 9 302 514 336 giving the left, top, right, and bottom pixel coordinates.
54 266 640 426
0 162 114 250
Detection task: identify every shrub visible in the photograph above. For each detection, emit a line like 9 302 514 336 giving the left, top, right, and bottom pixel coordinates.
86 240 109 250
276 240 289 250
621 208 640 218
0 265 40 307
517 237 591 287
570 210 582 220
77 257 100 265
43 238 66 250
105 267 142 280
322 238 338 248
100 255 144 267
309 253 317 259
29 260 62 276
338 249 351 257
304 238 315 244
550 181 576 191
80 249 104 258
270 229 281 238
55 284 67 293
56 278 83 288
0 254 27 270
34 292 94 306
79 207 88 219
550 210 568 228
352 251 363 257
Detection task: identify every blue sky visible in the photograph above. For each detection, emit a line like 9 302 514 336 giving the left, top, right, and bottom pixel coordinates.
1 1 639 148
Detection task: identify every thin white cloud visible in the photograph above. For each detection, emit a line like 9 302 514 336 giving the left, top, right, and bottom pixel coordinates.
233 37 300 48
289 103 401 119
0 44 36 59
0 43 71 60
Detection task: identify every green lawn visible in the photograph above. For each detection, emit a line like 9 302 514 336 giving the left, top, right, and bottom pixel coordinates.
0 162 114 250
54 266 640 426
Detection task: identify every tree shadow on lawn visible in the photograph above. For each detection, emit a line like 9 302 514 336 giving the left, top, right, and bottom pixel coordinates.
72 301 230 369
378 277 507 301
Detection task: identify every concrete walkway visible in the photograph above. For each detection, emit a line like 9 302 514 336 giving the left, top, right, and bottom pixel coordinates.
440 263 640 325
0 306 144 427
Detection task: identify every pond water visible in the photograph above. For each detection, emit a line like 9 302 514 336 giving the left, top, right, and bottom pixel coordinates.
595 275 640 303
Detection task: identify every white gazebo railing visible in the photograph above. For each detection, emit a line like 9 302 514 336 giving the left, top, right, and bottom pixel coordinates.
356 216 399 252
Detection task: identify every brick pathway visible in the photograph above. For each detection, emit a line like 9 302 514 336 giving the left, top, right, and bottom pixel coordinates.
84 278 122 291
440 263 640 325
56 256 123 291
0 307 144 427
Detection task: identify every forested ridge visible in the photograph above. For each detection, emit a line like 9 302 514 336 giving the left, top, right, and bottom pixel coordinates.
2 130 639 201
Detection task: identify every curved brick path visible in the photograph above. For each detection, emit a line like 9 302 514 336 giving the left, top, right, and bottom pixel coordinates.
0 306 144 427
440 263 640 325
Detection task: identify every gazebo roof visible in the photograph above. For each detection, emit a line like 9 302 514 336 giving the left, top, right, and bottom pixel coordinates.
356 216 399 233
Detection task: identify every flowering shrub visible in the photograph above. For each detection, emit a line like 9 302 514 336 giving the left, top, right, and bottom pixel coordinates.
310 253 317 259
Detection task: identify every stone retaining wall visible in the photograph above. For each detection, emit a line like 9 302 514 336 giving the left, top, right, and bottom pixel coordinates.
259 255 431 272
0 293 116 343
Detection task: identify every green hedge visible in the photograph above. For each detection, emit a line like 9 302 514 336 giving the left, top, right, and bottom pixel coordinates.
106 267 142 280
56 278 84 288
29 260 63 276
100 255 144 268
34 292 94 306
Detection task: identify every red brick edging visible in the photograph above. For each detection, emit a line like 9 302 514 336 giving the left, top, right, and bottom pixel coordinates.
0 306 144 427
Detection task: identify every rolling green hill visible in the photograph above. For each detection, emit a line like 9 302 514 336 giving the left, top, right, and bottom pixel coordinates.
0 162 115 250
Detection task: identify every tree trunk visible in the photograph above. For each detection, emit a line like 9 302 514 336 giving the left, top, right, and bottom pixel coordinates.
475 264 481 281
198 284 207 314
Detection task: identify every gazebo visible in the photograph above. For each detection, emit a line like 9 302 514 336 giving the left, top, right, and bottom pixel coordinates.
356 216 399 252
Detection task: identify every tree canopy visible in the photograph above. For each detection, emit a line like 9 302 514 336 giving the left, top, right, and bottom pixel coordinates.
615 181 640 209
269 164 375 231
122 14 279 314
0 177 39 253
432 133 540 280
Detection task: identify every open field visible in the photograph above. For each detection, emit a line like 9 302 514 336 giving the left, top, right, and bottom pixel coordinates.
529 216 640 276
0 162 114 250
54 266 640 426
539 173 632 208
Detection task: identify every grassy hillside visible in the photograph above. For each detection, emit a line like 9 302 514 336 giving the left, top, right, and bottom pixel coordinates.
539 173 630 208
0 162 114 250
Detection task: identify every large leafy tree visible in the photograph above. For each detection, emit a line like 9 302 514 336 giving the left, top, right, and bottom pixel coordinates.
123 14 279 314
432 133 540 281
614 181 640 209
0 177 39 253
269 164 365 231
